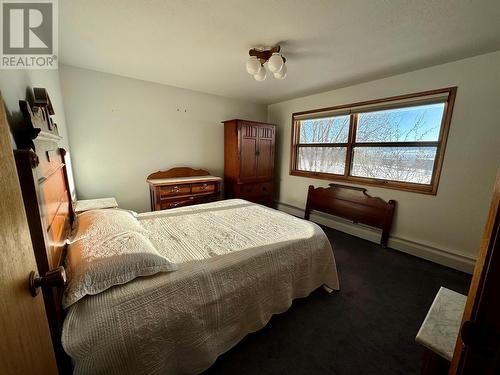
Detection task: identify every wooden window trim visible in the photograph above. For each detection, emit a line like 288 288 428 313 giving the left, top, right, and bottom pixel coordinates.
289 87 457 195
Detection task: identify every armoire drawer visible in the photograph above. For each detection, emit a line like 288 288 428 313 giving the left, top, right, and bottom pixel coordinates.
239 182 273 197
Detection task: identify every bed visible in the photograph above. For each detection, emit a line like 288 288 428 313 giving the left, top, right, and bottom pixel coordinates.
14 93 338 374
61 199 339 374
14 127 339 374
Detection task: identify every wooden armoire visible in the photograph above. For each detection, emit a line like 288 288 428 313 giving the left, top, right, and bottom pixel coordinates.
223 119 276 206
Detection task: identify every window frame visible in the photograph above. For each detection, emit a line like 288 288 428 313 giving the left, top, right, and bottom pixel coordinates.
290 87 457 194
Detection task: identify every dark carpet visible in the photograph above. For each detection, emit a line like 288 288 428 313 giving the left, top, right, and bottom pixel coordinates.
203 226 471 375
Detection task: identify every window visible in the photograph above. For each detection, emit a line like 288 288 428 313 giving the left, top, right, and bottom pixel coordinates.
290 87 457 194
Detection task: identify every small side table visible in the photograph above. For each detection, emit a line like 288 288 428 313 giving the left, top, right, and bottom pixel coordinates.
74 197 118 214
416 287 467 374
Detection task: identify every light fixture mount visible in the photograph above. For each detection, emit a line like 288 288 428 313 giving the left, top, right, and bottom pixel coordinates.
248 45 286 65
246 45 287 81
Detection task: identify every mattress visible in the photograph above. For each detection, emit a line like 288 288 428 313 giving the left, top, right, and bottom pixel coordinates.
62 199 339 374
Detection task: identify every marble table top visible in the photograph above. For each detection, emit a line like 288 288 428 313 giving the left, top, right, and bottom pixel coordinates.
416 287 467 360
74 197 118 213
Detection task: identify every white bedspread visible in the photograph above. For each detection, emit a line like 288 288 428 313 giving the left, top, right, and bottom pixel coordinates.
62 199 339 374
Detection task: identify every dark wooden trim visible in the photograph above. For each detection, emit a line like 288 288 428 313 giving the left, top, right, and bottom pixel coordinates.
289 118 300 175
292 86 457 118
289 87 457 195
296 141 439 148
429 87 456 195
147 167 210 180
304 183 396 247
352 141 439 148
291 169 435 194
222 119 277 126
296 142 349 147
304 185 313 221
344 114 357 177
60 148 75 225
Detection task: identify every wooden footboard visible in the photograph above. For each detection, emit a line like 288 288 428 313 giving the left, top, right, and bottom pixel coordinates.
304 184 396 247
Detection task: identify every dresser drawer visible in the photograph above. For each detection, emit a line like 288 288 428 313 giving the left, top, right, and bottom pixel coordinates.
160 196 196 209
160 185 191 198
160 195 219 210
191 182 216 194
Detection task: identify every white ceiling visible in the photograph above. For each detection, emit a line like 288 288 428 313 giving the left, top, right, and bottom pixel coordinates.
59 0 500 104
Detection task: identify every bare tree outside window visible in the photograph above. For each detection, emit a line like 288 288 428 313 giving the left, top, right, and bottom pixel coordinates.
297 116 349 174
291 87 456 194
351 103 444 183
299 116 350 144
351 146 437 184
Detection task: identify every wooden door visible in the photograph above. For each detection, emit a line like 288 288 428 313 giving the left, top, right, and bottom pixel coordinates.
239 123 258 180
449 170 500 374
0 95 58 374
256 126 275 179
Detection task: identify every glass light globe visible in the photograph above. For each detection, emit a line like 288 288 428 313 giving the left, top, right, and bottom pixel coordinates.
267 52 284 73
254 66 267 81
273 63 287 80
246 56 261 75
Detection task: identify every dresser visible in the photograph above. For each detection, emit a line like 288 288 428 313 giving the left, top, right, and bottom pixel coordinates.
223 119 276 206
147 167 222 211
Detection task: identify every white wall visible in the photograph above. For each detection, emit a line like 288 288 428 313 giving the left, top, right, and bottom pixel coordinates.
268 51 500 273
60 65 267 213
0 69 76 197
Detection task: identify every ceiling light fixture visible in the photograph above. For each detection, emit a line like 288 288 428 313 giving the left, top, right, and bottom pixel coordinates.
273 64 287 80
246 45 287 82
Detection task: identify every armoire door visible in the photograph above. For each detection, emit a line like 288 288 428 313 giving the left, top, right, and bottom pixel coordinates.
256 126 275 179
239 123 258 180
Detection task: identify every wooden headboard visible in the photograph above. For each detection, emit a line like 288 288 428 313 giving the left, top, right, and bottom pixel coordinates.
14 94 73 372
304 184 396 247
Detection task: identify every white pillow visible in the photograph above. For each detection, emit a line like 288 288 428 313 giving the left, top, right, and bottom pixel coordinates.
72 208 145 243
63 211 177 308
